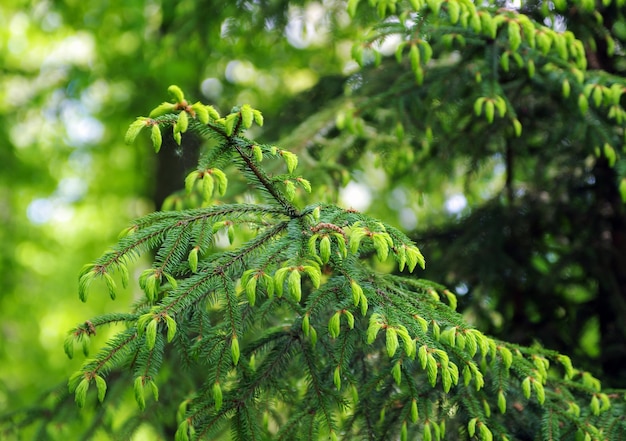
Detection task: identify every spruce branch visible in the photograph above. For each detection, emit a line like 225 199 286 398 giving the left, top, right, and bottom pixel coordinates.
62 85 626 441
231 141 301 218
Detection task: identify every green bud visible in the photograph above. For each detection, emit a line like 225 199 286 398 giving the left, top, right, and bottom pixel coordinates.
533 380 545 404
522 377 532 399
211 168 228 196
273 267 290 297
471 363 484 390
252 145 263 162
184 170 200 194
312 206 321 221
410 398 419 422
448 0 460 23
245 274 257 306
136 313 153 337
367 315 382 344
308 234 319 256
297 177 312 193
165 314 177 342
349 227 366 254
302 313 310 336
463 365 472 386
562 79 571 98
168 85 185 102
145 319 158 350
288 269 302 302
188 246 199 273
206 105 220 120
302 265 321 288
474 97 485 117
319 235 331 263
175 420 190 441
443 289 457 310
499 346 513 369
578 93 589 114
350 384 359 404
423 421 432 441
334 366 342 390
418 345 428 369
484 99 495 123
405 245 425 271
359 292 368 316
497 389 506 413
64 334 75 359
284 180 296 202
163 271 178 289
149 102 177 118
328 311 341 338
350 280 363 306
345 310 355 329
604 143 616 167
134 376 146 410
240 104 253 129
252 109 264 126
100 271 116 300
441 365 452 392
508 21 521 51
95 375 107 403
280 150 298 173
409 43 420 72
599 393 611 411
479 422 493 441
392 361 402 385
512 118 522 137
149 380 159 401
468 418 478 437
224 112 238 136
372 234 389 261
386 327 399 357
464 331 477 356
213 382 223 410
440 327 456 347
227 225 235 244
426 353 438 386
191 102 209 123
202 173 215 202
150 124 163 152
176 110 189 133
75 378 89 408
262 273 275 298
231 335 240 366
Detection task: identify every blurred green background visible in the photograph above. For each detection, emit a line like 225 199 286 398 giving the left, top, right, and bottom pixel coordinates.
0 0 355 414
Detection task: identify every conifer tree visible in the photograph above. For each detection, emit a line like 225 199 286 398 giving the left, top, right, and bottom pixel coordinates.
59 84 625 439
2 1 625 440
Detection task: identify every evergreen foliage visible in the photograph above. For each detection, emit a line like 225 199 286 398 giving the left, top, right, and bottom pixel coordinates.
267 0 626 387
56 85 626 439
2 0 626 440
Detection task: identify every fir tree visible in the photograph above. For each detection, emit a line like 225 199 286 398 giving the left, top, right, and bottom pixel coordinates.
63 85 624 439
2 1 625 440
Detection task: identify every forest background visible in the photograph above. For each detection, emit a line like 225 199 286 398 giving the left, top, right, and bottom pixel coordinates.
1 0 625 439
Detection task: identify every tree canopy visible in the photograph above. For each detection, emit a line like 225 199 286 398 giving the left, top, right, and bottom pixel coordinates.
1 0 625 440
